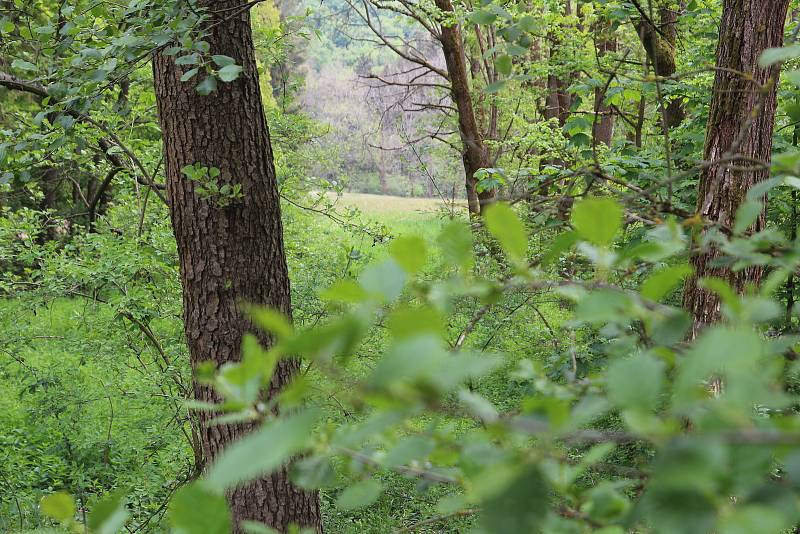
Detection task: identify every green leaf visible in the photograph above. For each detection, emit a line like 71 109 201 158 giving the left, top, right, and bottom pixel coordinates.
34 24 55 35
319 280 368 303
518 15 538 32
291 456 336 489
196 75 218 95
571 197 623 246
542 231 577 266
382 435 436 467
0 142 9 165
336 478 383 511
674 327 768 411
641 264 693 301
569 132 591 147
359 259 406 302
88 491 128 534
241 521 281 534
607 352 665 414
718 505 789 534
484 80 507 93
212 54 236 67
479 466 549 534
11 59 37 72
169 484 230 534
758 44 800 67
181 67 199 82
387 306 444 339
247 307 293 340
206 409 319 491
575 289 632 324
484 202 527 264
389 235 427 274
495 55 512 76
469 9 497 24
176 53 199 66
41 492 75 523
218 64 243 82
733 200 763 234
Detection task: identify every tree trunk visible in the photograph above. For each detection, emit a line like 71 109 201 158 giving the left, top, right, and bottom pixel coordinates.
636 5 684 128
592 23 616 146
544 0 573 127
37 167 60 243
152 2 321 531
435 0 493 216
378 129 389 195
682 0 788 337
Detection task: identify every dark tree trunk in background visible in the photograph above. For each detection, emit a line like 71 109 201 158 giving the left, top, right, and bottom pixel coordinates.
636 4 684 128
435 0 493 216
545 0 573 127
36 167 60 243
152 2 322 531
682 0 788 337
592 23 617 146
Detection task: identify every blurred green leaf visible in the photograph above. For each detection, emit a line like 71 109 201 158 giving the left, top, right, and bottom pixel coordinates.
206 409 319 491
484 203 527 264
571 197 623 246
169 484 230 534
88 491 128 534
641 264 692 301
607 352 665 414
40 492 75 523
389 235 427 274
438 222 474 270
336 478 383 511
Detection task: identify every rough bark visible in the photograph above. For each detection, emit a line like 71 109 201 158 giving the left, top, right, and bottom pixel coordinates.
682 0 788 337
435 0 493 215
152 2 321 531
636 5 684 128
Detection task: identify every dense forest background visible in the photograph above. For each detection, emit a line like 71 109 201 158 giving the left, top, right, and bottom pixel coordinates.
4 0 800 532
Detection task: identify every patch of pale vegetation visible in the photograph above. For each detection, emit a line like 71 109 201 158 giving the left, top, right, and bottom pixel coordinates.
328 192 464 214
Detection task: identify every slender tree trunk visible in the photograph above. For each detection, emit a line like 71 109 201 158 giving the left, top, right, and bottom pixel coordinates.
36 167 60 243
152 2 321 531
377 129 388 195
544 0 573 127
636 4 684 128
682 0 788 337
592 23 617 146
435 0 493 216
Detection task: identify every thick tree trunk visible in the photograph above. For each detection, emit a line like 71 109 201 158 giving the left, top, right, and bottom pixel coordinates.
636 5 684 128
682 0 788 337
152 2 321 531
435 0 493 216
